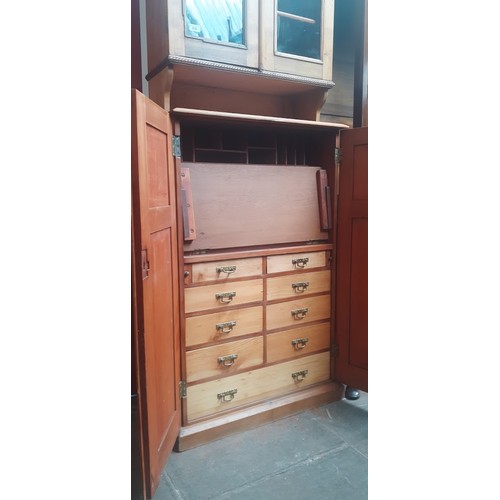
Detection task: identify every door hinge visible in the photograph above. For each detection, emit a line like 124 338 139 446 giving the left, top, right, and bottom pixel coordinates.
141 249 149 280
179 380 187 399
331 343 339 357
172 136 181 158
335 148 343 166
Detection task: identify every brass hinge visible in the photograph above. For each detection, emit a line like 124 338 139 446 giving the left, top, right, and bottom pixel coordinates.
141 249 149 280
172 136 181 158
179 380 187 399
335 148 343 166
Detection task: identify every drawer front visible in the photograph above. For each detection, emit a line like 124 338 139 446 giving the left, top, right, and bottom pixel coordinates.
267 251 326 274
185 279 263 314
267 322 331 363
190 257 262 283
186 337 264 383
185 306 263 347
187 352 330 421
266 295 331 331
266 270 331 301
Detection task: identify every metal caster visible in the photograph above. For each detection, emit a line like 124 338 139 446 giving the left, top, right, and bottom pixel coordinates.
345 386 360 400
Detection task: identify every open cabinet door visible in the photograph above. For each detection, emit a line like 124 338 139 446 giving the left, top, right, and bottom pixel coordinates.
335 126 368 392
132 89 181 498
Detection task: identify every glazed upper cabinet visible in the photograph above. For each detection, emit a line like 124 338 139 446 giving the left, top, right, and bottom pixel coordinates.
147 0 334 82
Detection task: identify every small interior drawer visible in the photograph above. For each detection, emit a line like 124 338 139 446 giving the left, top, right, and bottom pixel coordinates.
185 305 263 347
190 257 262 283
266 251 327 274
266 294 331 331
185 279 263 314
186 337 264 383
266 270 331 301
266 322 331 363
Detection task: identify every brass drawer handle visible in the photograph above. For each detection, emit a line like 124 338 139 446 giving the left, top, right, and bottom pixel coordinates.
216 321 237 334
292 257 309 269
291 307 309 320
292 369 309 382
217 354 239 367
291 337 309 350
292 281 309 293
216 265 237 275
217 389 238 402
215 291 236 303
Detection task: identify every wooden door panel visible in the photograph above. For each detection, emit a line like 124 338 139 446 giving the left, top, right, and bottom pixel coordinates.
132 89 181 499
334 127 368 392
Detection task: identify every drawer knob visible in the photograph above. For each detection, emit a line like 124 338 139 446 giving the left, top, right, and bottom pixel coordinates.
216 321 237 334
217 354 239 367
291 337 309 350
292 257 309 268
291 307 309 320
215 291 236 303
217 389 238 402
292 369 309 382
216 265 236 275
292 281 310 293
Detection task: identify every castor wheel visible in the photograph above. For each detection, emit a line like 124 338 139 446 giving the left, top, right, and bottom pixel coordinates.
345 386 360 400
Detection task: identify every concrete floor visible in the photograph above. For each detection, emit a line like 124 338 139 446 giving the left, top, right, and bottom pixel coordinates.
153 391 368 500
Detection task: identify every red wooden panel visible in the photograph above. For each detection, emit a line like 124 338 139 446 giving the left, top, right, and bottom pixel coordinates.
334 126 368 392
132 90 181 498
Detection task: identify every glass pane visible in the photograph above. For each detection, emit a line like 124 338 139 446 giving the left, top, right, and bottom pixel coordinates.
276 0 321 59
185 0 245 45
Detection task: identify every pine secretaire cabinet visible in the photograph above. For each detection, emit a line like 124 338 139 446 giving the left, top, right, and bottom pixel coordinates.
169 107 355 450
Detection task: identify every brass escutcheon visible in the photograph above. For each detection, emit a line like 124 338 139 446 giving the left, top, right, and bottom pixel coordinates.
217 389 238 402
292 370 309 382
292 257 309 268
216 321 237 334
217 354 238 367
292 281 310 293
215 291 236 303
291 307 309 320
291 337 309 350
216 265 237 275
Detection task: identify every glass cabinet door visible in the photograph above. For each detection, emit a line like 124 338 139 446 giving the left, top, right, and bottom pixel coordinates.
260 0 334 81
167 0 258 68
185 0 245 46
276 0 322 60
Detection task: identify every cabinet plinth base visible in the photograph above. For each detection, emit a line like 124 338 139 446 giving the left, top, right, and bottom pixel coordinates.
175 381 344 452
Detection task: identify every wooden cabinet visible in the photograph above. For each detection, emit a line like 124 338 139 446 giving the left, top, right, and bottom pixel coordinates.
171 108 358 449
147 0 334 83
132 92 368 493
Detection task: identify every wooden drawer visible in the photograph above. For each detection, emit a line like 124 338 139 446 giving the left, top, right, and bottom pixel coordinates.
185 279 263 314
266 270 331 301
266 295 331 331
186 337 264 383
267 322 331 363
266 251 327 274
185 306 263 347
186 352 330 421
190 257 262 283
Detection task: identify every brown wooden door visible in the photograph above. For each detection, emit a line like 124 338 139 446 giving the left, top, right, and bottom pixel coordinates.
334 126 368 392
131 89 181 498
